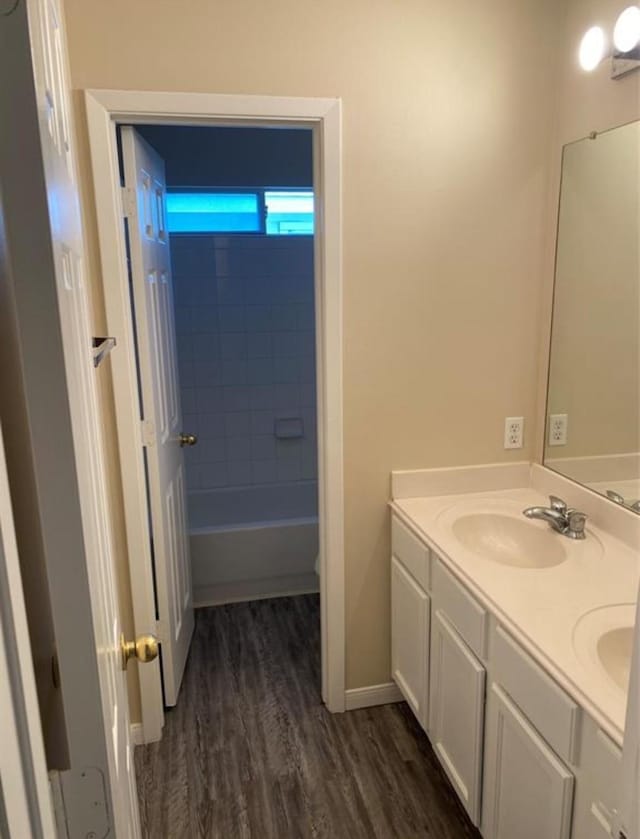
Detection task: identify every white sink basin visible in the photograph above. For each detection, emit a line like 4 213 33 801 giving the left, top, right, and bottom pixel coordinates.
597 627 633 691
573 603 636 695
451 513 568 568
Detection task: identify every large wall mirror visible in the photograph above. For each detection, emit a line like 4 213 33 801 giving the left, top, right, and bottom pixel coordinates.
544 119 640 513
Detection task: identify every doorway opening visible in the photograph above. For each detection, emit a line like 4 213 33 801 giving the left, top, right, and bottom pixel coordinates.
119 123 320 706
85 90 344 745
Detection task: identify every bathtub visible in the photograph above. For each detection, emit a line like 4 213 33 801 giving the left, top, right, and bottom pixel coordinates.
188 481 319 607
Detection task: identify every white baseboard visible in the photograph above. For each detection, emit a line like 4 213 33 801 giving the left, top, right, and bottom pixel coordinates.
130 722 144 746
345 681 404 711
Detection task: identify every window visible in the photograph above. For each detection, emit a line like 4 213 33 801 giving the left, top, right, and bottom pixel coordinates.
165 192 260 233
166 189 314 235
265 191 314 235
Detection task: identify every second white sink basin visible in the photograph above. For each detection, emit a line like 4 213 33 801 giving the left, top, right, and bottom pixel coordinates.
451 513 568 568
573 603 636 696
597 626 633 692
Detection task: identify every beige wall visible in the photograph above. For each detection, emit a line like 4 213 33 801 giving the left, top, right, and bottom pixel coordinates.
63 0 565 695
546 121 639 462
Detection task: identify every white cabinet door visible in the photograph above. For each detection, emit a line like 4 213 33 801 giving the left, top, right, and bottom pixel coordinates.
483 684 574 839
429 609 486 825
391 555 430 728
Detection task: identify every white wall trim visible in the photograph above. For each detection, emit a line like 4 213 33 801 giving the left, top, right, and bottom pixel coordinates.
84 89 345 736
345 682 404 711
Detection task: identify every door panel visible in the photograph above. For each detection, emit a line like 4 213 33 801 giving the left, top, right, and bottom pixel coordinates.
121 127 194 705
391 556 430 727
482 684 574 839
21 0 140 833
429 609 485 826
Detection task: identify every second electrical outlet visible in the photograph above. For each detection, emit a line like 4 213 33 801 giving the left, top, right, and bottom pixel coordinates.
504 416 524 449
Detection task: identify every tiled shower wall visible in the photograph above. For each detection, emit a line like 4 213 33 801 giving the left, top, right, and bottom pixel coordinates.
170 234 317 492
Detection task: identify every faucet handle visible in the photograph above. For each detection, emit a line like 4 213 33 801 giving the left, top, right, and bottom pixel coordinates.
566 509 587 539
606 490 625 505
549 495 568 513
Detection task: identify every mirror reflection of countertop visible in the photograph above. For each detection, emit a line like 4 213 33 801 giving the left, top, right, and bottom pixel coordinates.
391 484 640 745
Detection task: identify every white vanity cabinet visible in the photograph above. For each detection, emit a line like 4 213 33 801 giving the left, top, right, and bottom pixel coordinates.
389 510 622 839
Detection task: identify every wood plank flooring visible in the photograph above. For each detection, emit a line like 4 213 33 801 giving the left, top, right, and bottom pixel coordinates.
135 595 482 839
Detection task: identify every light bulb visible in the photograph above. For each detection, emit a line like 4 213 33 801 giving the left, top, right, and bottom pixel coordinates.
579 26 606 71
614 6 640 52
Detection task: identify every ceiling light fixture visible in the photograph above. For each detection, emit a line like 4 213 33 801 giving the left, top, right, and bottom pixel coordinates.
614 5 640 52
579 26 606 71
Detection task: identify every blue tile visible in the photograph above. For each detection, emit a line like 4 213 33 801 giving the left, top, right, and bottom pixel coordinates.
223 386 250 412
220 333 247 360
218 305 245 333
251 460 277 484
250 410 274 436
224 411 250 436
228 461 252 486
226 437 251 461
247 333 272 359
250 435 276 460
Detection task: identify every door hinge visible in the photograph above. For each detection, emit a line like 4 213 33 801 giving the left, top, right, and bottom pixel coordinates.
121 185 136 219
155 619 168 642
49 767 110 839
141 419 155 447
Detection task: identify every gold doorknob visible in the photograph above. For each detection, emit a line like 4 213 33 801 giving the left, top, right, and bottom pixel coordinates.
120 634 159 670
179 432 198 447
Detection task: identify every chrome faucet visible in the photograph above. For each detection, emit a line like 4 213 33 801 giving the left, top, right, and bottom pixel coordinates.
523 495 587 540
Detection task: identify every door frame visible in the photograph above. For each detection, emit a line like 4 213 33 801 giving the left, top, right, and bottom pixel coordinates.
85 89 345 740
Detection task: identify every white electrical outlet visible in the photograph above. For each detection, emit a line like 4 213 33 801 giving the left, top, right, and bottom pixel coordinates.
504 416 524 449
548 413 568 446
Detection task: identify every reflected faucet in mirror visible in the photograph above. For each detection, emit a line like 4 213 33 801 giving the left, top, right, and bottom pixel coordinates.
606 489 640 513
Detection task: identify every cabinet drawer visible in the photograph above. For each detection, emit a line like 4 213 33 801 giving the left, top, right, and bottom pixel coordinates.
392 515 431 591
432 559 487 659
493 626 581 765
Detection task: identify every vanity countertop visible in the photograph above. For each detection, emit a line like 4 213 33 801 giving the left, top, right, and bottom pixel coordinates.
390 486 639 746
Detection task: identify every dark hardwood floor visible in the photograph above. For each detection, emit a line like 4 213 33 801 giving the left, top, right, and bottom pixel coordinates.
135 594 482 839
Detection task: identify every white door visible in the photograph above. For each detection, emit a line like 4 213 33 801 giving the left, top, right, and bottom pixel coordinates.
391 556 430 728
25 0 140 833
482 684 574 839
121 127 195 706
428 610 485 826
0 423 56 839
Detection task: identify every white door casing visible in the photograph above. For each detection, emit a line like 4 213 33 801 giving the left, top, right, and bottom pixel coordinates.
84 90 344 734
23 0 140 834
121 127 194 706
